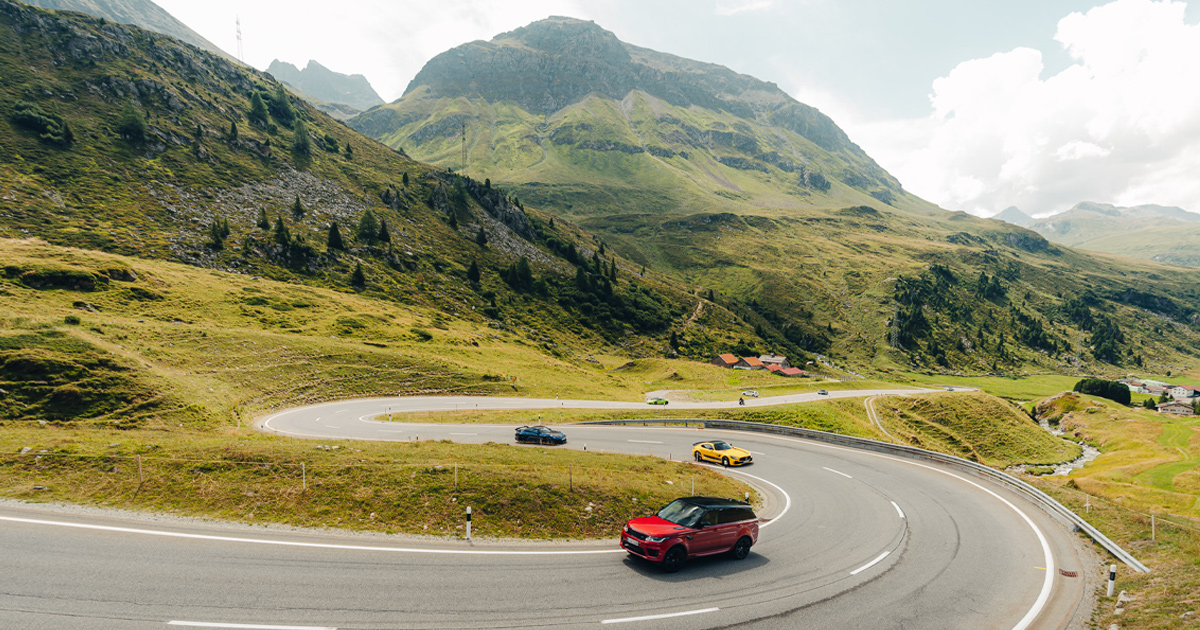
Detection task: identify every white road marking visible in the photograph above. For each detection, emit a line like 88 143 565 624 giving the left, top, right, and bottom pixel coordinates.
322 425 341 429
0 516 622 556
601 607 719 624
823 466 853 479
747 450 764 455
726 430 1056 630
891 501 905 519
850 551 890 575
626 440 662 444
721 469 791 529
378 430 406 433
168 622 335 630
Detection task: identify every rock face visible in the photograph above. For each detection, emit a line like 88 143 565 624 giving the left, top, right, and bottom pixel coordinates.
403 17 859 156
20 0 235 61
351 16 906 221
268 59 384 112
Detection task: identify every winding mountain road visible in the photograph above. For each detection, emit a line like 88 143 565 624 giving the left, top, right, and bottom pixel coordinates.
0 388 1094 629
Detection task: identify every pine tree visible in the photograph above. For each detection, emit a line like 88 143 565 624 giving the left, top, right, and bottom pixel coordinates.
476 227 487 247
327 222 345 251
269 84 295 127
670 331 679 350
609 260 617 281
116 100 146 143
549 217 555 228
467 260 480 284
207 220 226 249
356 209 379 244
248 92 269 127
229 120 238 142
448 213 458 230
484 178 491 189
344 141 353 159
377 218 391 244
350 262 366 288
257 207 270 230
291 195 304 218
516 257 532 290
272 217 290 246
292 118 311 156
402 172 409 187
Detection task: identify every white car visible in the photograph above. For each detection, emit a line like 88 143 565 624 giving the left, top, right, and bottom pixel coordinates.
742 390 759 397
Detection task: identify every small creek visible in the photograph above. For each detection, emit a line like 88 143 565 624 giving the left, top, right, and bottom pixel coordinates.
1007 413 1100 476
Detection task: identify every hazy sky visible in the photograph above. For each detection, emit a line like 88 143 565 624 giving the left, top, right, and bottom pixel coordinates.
154 0 1200 217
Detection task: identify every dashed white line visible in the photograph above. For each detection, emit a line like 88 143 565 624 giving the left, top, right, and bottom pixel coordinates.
823 466 853 479
601 607 719 624
850 551 890 575
891 501 905 519
627 440 662 444
167 623 335 629
322 425 341 429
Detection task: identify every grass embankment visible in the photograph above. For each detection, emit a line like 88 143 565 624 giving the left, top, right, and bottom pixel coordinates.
0 427 749 539
1021 392 1200 628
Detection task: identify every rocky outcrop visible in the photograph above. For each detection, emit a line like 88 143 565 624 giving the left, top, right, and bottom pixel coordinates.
267 59 384 111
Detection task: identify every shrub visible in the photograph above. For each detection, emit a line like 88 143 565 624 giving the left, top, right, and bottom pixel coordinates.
63 315 81 325
10 101 72 146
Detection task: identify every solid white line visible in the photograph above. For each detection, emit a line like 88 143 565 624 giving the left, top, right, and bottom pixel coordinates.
322 425 341 429
823 466 853 479
850 551 890 575
601 607 719 624
626 440 662 444
891 501 905 519
168 622 334 629
0 516 622 556
721 469 791 529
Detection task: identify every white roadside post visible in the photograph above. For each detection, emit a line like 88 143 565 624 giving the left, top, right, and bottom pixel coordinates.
466 506 472 540
1107 564 1116 597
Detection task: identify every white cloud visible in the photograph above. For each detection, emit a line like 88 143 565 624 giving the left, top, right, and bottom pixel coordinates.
847 0 1200 216
714 0 776 16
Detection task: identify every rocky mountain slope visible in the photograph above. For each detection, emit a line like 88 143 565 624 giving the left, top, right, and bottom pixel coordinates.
267 59 383 113
1024 202 1200 267
19 0 234 61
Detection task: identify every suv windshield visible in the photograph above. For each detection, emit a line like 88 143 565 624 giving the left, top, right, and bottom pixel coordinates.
656 499 705 528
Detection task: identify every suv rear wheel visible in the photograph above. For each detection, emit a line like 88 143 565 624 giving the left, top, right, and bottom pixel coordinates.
661 546 686 573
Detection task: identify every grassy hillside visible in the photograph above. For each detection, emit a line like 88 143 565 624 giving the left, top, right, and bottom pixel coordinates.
351 17 1200 379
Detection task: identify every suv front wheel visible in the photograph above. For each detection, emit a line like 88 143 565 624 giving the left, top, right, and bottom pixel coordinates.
661 546 687 573
730 536 752 560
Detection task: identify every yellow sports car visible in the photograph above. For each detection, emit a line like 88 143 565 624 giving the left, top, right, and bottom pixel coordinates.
692 440 753 466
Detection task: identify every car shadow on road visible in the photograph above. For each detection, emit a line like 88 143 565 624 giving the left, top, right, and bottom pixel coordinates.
620 551 770 581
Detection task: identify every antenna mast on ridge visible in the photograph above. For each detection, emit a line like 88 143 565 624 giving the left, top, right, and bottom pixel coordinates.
236 16 243 62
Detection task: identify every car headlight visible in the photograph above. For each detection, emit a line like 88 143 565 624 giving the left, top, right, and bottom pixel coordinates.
645 535 669 543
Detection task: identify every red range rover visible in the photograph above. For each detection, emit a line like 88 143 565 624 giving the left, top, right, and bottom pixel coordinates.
621 496 759 572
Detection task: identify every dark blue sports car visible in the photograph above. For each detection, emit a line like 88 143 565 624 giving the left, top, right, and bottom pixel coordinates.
515 425 567 445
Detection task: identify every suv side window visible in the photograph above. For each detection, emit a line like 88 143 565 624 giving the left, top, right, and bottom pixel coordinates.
721 508 754 523
700 510 720 527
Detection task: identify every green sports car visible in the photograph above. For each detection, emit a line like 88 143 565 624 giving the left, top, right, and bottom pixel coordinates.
646 397 669 405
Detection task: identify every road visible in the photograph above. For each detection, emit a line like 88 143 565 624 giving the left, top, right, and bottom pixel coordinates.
0 388 1093 629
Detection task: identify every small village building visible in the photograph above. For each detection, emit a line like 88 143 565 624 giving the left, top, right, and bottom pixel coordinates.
1157 400 1196 415
712 354 739 369
1123 381 1146 394
780 367 807 377
1142 379 1170 389
736 356 766 370
765 364 782 374
758 355 791 369
1169 385 1200 400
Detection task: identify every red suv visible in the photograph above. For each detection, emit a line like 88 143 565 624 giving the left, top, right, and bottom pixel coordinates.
621 496 759 572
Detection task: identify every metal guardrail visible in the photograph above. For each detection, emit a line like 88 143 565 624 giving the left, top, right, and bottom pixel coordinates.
576 417 1150 572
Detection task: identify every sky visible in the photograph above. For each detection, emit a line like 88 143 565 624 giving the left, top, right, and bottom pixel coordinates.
153 0 1200 218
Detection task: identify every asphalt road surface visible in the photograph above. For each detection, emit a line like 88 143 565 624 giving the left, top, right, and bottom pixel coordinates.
0 389 1094 629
